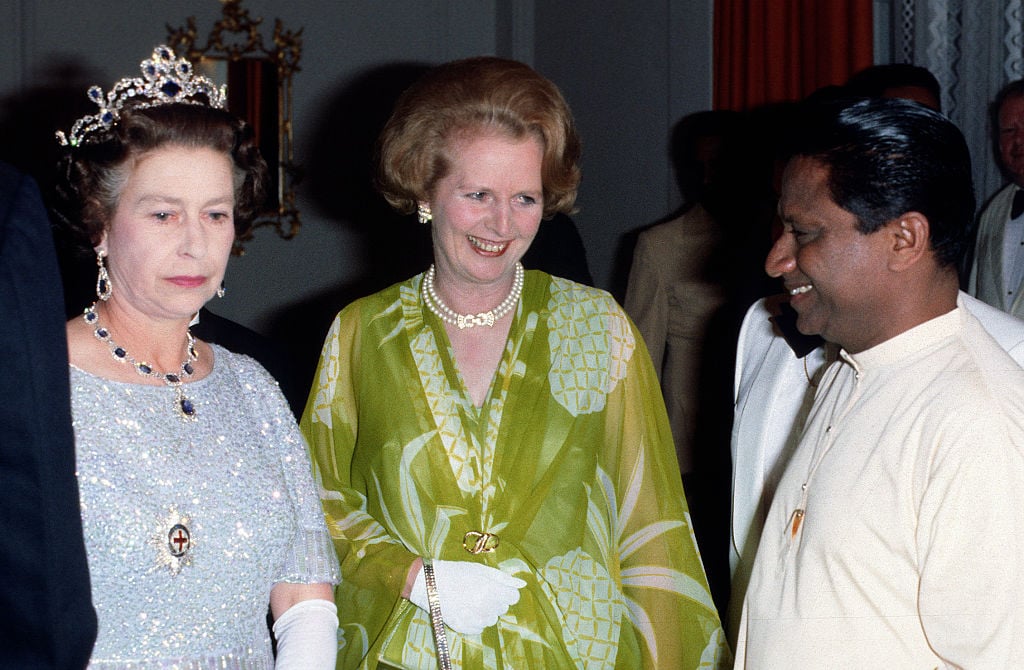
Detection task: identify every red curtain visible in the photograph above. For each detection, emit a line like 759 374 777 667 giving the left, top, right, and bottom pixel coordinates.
714 0 873 111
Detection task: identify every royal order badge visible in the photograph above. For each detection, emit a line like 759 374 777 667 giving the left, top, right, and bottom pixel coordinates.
152 508 195 575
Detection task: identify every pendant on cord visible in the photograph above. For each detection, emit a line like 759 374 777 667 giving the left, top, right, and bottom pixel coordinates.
790 509 805 539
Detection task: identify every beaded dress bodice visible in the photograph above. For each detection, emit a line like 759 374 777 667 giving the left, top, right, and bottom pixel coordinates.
71 345 338 669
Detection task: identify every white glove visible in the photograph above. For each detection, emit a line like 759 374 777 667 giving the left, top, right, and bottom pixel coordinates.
408 559 526 635
272 598 339 669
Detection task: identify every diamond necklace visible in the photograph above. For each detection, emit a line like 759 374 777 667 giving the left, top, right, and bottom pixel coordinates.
422 262 524 329
83 303 198 421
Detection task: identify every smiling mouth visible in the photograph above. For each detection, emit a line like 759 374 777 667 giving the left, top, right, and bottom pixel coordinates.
468 235 508 254
789 284 813 296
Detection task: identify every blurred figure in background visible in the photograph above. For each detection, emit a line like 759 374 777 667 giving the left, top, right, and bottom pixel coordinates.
969 78 1024 316
624 110 741 475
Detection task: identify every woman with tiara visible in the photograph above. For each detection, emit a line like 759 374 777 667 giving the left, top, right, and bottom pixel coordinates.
52 46 340 668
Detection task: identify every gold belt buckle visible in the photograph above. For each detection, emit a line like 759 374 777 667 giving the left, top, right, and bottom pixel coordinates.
463 530 499 554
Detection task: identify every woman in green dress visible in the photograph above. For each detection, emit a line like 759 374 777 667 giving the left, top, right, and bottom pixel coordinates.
300 56 730 669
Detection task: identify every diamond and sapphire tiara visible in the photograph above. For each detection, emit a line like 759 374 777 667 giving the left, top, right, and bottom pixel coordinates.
56 45 227 148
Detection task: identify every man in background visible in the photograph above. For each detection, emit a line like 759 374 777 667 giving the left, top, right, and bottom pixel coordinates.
969 79 1024 316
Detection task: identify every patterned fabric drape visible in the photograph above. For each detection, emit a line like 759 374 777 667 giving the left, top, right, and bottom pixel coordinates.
888 0 1024 207
714 0 873 111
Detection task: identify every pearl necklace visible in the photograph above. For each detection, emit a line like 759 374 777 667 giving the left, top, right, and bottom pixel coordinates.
422 262 524 329
83 303 199 421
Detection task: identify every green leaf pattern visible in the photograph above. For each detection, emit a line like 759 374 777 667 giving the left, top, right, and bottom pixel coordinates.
301 271 731 669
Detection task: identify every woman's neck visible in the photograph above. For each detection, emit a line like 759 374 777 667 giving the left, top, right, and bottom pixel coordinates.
85 299 197 374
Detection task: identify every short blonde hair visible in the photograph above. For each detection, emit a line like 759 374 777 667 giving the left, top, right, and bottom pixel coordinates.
376 56 581 218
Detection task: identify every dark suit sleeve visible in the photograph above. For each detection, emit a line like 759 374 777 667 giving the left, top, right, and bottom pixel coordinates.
0 162 97 667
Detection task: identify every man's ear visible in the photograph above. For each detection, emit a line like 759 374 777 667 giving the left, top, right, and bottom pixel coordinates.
887 212 930 272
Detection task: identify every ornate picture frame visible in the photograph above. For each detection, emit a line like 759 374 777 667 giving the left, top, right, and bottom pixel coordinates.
167 0 303 253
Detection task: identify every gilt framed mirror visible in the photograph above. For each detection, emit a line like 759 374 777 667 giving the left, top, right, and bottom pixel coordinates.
166 0 303 253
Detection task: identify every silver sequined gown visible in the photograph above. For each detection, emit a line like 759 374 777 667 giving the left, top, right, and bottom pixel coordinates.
71 345 340 669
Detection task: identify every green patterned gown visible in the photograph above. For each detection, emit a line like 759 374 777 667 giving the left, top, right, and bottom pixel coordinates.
300 270 731 669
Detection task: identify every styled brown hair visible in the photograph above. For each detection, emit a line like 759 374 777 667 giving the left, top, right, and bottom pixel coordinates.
53 102 268 248
376 56 581 218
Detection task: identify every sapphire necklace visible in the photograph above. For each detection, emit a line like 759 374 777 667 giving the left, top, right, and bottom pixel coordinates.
84 303 198 421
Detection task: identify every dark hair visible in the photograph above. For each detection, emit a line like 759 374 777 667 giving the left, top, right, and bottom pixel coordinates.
52 102 267 249
845 64 942 111
376 56 581 219
789 97 975 268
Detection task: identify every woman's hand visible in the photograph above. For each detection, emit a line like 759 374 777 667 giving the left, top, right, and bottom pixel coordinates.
408 559 527 635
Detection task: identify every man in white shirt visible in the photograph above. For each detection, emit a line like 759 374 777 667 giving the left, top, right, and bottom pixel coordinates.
970 79 1024 316
727 290 1024 644
734 98 1024 668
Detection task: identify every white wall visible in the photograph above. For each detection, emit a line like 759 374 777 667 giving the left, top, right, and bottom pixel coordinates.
536 1 713 297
